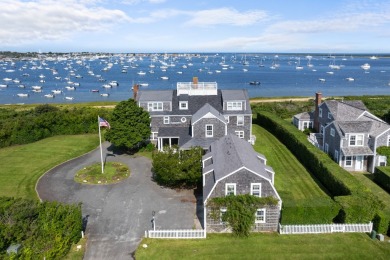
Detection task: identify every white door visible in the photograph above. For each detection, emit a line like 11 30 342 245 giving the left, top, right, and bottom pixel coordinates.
355 156 363 170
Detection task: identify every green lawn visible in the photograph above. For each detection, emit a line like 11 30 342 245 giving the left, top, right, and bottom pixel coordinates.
350 172 390 216
252 124 338 223
0 135 99 199
135 233 390 260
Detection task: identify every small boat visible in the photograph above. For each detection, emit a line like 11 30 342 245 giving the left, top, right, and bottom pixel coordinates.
65 86 76 90
39 74 45 78
32 85 42 90
13 79 21 83
17 93 29 97
32 89 42 93
326 71 334 75
0 84 8 88
346 77 355 81
318 78 326 82
361 63 370 70
139 83 149 87
102 84 112 88
109 81 119 87
160 76 169 80
137 71 146 75
100 93 110 97
91 89 100 93
3 78 12 82
65 96 74 100
242 68 248 72
18 84 25 88
52 90 62 94
249 81 261 85
369 56 378 60
44 94 55 98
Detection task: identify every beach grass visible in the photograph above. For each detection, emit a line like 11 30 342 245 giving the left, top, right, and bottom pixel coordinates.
135 233 390 260
0 134 99 199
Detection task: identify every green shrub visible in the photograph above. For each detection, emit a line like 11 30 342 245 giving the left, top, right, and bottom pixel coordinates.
374 167 390 193
377 146 390 165
373 211 390 234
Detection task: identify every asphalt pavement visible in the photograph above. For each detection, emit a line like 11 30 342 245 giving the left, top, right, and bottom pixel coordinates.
36 142 197 259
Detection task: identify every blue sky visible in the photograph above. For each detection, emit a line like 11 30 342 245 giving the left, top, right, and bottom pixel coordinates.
1 0 390 53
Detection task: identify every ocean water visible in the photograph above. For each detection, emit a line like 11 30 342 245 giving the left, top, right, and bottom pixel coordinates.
0 53 389 105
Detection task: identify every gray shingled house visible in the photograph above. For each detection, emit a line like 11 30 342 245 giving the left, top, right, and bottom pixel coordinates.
135 78 254 150
202 134 282 233
294 93 390 173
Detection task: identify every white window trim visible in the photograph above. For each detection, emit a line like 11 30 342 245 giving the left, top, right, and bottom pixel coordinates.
179 101 188 110
227 101 243 111
235 131 244 139
237 116 244 126
151 132 158 140
344 156 353 167
319 108 322 118
349 134 364 146
181 117 187 123
147 101 163 111
225 183 236 196
205 124 213 138
255 208 266 224
330 128 335 137
324 143 329 153
163 116 170 124
334 150 339 163
250 183 261 197
387 135 390 146
224 115 229 123
220 207 227 224
328 112 332 119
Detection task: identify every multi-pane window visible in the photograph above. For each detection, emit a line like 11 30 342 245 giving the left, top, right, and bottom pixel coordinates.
227 102 243 111
255 209 266 223
225 183 236 196
349 134 364 146
163 116 170 124
237 116 244 126
345 156 352 167
206 124 213 137
324 143 329 153
151 132 158 140
147 102 163 111
179 101 188 110
330 128 335 137
251 183 261 197
235 131 244 139
220 207 227 224
334 150 339 163
319 108 323 117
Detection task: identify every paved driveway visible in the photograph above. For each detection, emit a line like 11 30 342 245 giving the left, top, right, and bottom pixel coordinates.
36 142 197 259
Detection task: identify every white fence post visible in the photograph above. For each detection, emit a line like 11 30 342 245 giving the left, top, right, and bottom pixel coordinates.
278 223 372 235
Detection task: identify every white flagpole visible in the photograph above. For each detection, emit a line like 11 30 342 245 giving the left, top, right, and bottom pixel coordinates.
98 115 104 173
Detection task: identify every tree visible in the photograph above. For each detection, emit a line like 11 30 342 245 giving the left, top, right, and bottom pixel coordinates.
152 146 203 188
105 99 151 150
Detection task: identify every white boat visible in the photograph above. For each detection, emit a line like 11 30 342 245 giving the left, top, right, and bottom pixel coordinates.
44 94 55 98
65 96 74 100
242 68 248 72
102 84 112 88
369 56 378 60
13 79 21 83
18 84 25 88
326 71 334 75
100 93 110 97
139 83 149 87
52 90 62 94
296 58 304 70
109 81 119 87
137 71 146 75
39 74 45 78
160 76 169 80
346 77 355 81
0 84 8 88
318 78 326 82
361 63 371 70
32 89 42 93
3 78 12 82
17 93 29 97
65 86 76 90
32 85 42 90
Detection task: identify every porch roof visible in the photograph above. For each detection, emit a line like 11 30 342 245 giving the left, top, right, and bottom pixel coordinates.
341 146 374 156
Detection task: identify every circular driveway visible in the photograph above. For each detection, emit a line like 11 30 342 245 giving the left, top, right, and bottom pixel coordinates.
36 142 197 259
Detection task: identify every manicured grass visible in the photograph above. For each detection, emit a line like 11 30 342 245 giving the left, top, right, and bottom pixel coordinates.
135 233 390 260
63 237 87 260
252 124 338 223
74 162 130 184
350 172 390 216
0 135 99 199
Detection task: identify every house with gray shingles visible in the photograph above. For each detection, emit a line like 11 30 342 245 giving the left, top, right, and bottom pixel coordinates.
135 78 254 150
202 134 282 233
294 93 390 173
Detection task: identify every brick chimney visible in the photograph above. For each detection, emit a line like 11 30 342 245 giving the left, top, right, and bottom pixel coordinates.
133 84 139 100
314 92 322 132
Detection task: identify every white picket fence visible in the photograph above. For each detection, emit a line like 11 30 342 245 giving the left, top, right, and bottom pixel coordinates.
279 222 373 234
146 229 206 239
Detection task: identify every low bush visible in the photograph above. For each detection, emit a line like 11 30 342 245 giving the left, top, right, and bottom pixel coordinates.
373 211 390 234
374 167 390 193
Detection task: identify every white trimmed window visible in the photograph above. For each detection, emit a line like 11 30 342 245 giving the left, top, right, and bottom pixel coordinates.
345 156 352 167
206 124 213 137
147 102 163 111
349 134 364 146
334 150 339 163
220 207 227 224
179 101 188 110
330 128 335 137
328 112 332 119
319 108 323 118
227 101 243 111
237 116 244 126
324 143 329 153
235 131 244 139
224 115 229 123
251 183 261 197
225 183 236 196
255 209 266 223
163 116 170 124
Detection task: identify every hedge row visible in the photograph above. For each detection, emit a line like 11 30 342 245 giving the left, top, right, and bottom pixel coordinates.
255 112 383 226
374 167 390 193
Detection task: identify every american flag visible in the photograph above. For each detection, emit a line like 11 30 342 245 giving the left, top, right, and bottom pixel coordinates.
99 117 110 128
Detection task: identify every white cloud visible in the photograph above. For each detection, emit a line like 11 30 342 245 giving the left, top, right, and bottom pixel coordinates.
0 0 130 45
121 0 165 5
185 8 269 27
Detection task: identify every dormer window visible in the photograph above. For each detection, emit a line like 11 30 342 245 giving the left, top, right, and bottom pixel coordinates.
147 102 163 111
179 101 188 110
227 101 242 111
349 134 364 146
